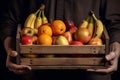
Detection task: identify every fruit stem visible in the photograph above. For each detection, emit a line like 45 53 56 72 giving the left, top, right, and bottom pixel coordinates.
40 4 45 10
89 16 93 23
42 10 45 17
34 9 40 15
91 11 97 21
85 16 90 22
38 10 41 18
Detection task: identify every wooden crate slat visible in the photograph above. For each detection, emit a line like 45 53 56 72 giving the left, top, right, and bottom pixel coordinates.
20 58 105 66
20 45 105 54
29 65 107 69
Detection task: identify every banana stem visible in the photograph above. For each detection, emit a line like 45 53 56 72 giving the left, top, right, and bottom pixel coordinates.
34 9 40 15
90 11 98 21
40 4 45 18
89 16 93 23
85 16 90 22
38 10 41 18
42 10 45 18
92 13 97 21
40 4 45 10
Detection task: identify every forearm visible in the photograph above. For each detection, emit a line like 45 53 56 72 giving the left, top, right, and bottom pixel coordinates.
4 37 16 55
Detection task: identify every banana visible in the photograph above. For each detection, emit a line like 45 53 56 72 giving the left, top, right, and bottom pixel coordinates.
41 10 48 24
40 4 48 24
78 16 90 29
24 9 40 29
92 12 104 38
34 10 42 29
87 16 94 37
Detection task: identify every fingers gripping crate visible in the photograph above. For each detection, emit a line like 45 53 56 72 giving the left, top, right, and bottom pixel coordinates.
16 24 109 69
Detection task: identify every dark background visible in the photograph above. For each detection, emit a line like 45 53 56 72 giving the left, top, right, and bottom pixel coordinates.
0 0 20 79
0 0 120 80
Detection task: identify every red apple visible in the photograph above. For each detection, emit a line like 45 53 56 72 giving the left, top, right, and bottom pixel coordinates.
70 41 83 45
65 20 78 34
21 27 34 36
69 26 78 34
65 20 75 31
21 35 33 45
62 31 73 43
88 38 103 45
74 28 92 44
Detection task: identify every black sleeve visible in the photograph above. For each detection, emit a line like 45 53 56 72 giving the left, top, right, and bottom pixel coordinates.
104 0 120 43
0 0 44 43
0 0 25 43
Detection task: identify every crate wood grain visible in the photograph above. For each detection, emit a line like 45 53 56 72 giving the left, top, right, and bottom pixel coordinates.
16 24 109 69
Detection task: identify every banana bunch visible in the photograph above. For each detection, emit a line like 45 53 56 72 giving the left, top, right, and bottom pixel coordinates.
34 10 42 29
23 4 48 34
24 9 40 29
91 12 104 38
78 11 104 39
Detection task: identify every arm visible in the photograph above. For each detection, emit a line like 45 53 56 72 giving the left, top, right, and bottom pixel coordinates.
0 0 32 74
4 37 31 74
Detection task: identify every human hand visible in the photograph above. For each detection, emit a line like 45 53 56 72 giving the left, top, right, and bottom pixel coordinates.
87 42 120 73
6 50 32 74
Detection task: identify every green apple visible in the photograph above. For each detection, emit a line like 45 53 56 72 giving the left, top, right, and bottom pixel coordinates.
21 27 34 36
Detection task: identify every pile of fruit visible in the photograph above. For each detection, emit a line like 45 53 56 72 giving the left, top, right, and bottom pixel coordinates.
20 4 105 58
21 7 104 46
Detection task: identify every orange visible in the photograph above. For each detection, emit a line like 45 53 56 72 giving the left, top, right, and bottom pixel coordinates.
38 24 52 36
23 54 39 58
37 33 52 45
51 20 66 35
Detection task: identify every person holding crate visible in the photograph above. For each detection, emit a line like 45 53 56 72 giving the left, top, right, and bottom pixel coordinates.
0 0 120 80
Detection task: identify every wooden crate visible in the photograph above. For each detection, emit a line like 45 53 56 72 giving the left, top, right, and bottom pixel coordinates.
16 24 109 69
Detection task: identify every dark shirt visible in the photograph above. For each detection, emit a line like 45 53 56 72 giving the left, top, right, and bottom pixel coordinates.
0 0 120 43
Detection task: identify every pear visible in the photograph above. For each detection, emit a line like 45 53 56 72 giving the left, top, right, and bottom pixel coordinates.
55 35 69 45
